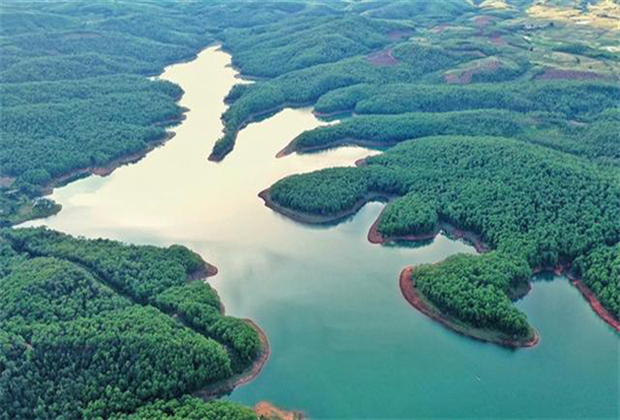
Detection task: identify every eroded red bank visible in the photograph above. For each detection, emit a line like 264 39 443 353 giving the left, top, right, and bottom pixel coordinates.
399 266 540 348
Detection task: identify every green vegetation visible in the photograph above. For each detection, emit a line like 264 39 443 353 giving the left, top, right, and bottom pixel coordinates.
210 42 477 161
574 243 620 317
377 193 438 238
109 397 258 420
268 135 620 337
413 253 532 337
0 0 320 225
223 15 398 78
313 81 620 118
1 0 619 416
285 109 531 153
0 228 261 420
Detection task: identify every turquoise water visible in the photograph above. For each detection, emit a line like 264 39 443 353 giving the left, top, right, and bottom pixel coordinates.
24 47 619 419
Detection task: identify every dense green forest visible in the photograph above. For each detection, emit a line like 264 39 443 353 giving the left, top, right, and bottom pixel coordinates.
214 0 620 342
108 398 258 420
0 228 261 420
296 81 620 162
268 135 620 338
0 0 331 226
1 0 619 417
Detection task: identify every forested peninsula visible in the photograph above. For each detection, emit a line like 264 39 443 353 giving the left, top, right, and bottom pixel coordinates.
265 134 620 345
0 227 265 419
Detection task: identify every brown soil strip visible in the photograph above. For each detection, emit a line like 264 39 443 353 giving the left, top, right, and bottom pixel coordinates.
188 261 219 281
276 137 394 159
311 108 353 120
254 402 305 420
573 280 620 332
533 263 620 333
186 257 270 399
354 157 368 167
387 29 414 40
259 189 393 225
536 68 607 80
195 319 270 399
367 48 398 67
399 266 540 348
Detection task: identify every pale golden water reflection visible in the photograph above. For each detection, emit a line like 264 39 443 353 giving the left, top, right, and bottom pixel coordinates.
23 47 619 420
29 48 376 237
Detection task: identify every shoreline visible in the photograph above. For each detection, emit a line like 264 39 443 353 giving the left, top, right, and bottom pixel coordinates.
25 41 221 215
254 402 305 420
41 127 183 196
312 108 353 119
186 258 271 399
259 188 392 225
399 266 540 348
276 137 393 159
194 318 270 399
367 206 489 253
573 280 620 332
533 263 620 333
21 44 275 397
261 183 620 338
208 101 314 162
33 44 221 202
188 260 219 281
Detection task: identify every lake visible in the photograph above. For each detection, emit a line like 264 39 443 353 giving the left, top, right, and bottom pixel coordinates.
23 46 619 420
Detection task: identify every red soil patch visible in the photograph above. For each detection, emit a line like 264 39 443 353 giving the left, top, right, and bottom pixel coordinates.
354 157 368 167
0 176 15 188
533 263 620 333
473 15 492 28
387 29 414 40
536 68 607 80
489 32 507 45
445 59 500 84
188 261 219 281
573 280 620 332
399 266 540 348
254 402 304 420
367 48 398 67
431 24 450 34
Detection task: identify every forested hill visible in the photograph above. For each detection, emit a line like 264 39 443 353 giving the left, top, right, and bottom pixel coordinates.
209 0 619 162
0 227 262 420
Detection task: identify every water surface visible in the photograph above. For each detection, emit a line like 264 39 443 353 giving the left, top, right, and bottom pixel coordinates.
24 47 619 420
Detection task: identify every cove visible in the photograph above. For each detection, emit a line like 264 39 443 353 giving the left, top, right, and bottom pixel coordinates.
22 47 619 419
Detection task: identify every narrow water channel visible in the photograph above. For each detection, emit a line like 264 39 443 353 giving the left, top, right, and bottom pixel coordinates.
23 47 619 420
